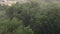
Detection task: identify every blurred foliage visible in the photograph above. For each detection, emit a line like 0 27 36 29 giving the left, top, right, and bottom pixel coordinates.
0 0 60 34
0 18 33 34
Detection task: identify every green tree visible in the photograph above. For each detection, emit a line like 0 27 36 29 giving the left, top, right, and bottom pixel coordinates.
6 1 60 34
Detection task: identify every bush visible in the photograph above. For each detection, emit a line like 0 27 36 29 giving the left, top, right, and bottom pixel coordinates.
0 18 33 34
5 0 60 34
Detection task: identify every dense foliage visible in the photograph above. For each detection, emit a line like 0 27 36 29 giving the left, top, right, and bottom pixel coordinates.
0 0 60 34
